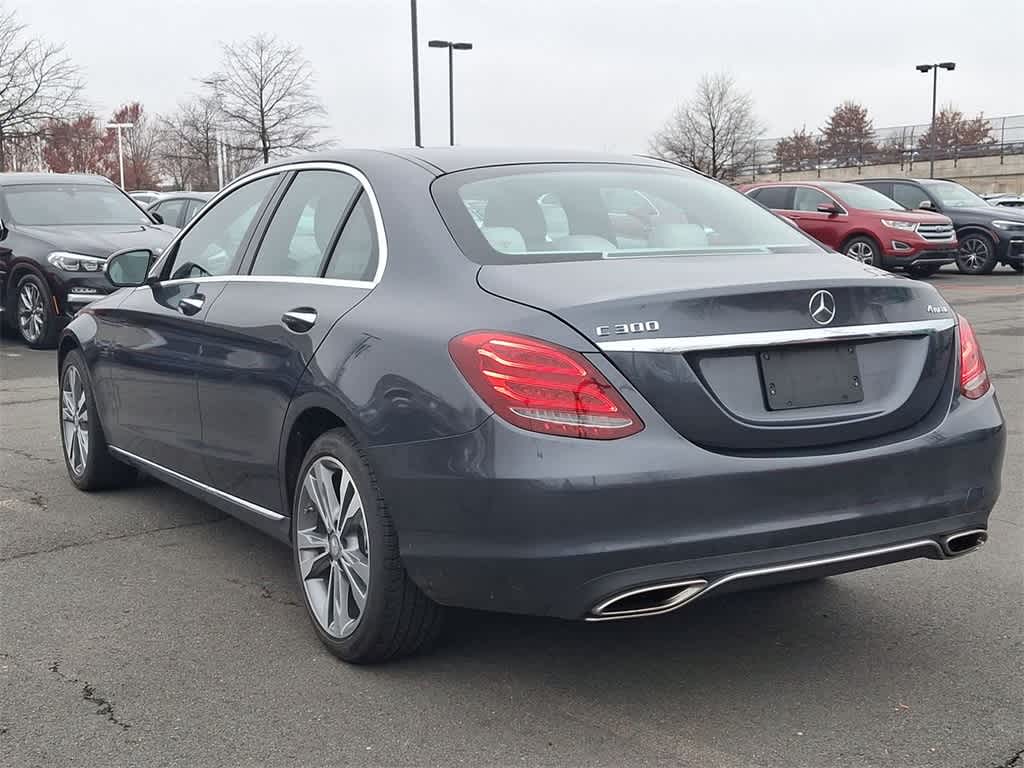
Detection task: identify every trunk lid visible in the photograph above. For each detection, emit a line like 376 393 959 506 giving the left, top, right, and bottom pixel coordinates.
478 251 956 451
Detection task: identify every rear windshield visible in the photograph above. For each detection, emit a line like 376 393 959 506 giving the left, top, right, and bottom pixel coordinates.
432 164 819 265
2 183 150 226
822 183 906 212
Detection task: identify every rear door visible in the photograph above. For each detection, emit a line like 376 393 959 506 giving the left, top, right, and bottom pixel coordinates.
96 174 281 479
196 166 382 512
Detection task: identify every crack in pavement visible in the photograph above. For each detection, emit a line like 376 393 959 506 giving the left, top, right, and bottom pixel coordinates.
992 747 1024 768
226 577 302 607
0 481 48 508
0 396 56 405
0 517 226 564
0 446 59 465
48 661 131 731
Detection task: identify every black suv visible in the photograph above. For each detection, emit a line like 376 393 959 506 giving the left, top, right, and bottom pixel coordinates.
0 173 174 347
854 178 1024 274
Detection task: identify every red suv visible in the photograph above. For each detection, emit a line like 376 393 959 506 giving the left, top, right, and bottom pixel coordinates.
739 181 958 276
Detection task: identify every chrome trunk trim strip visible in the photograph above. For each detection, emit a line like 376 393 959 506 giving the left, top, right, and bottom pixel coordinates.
596 318 955 354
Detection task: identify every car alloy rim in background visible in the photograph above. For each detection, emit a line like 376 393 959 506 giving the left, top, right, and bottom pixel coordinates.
846 242 874 264
17 282 46 342
959 237 990 270
296 456 370 639
61 366 89 476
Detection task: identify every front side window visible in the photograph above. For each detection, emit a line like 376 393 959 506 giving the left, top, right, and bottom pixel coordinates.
154 199 186 227
250 170 359 278
165 175 278 280
3 183 151 226
891 183 928 210
821 184 904 212
921 180 987 208
792 187 833 212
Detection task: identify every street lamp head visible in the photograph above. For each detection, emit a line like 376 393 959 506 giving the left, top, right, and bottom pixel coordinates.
428 40 450 48
938 61 956 70
452 42 473 50
915 64 933 73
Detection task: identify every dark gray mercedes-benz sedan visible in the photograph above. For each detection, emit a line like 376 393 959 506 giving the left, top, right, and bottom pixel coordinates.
57 149 1005 663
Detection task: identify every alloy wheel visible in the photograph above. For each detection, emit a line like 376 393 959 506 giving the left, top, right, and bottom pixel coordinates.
959 237 991 271
17 282 46 343
296 456 370 639
846 242 874 264
61 366 89 476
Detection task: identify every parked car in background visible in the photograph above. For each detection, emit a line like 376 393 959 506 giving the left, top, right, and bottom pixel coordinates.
57 149 1003 663
739 180 957 277
855 178 1024 274
0 173 175 348
148 192 214 229
983 193 1024 209
129 190 162 206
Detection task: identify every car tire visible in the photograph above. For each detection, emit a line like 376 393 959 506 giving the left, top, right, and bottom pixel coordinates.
292 428 444 664
843 236 880 266
59 350 137 491
1011 262 1023 273
906 264 941 278
956 233 998 275
14 273 59 349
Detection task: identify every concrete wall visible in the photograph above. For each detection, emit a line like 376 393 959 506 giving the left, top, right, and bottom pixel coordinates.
750 153 1024 194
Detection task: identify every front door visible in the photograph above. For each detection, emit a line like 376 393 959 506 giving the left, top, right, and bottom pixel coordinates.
97 173 282 479
196 167 382 513
787 186 845 249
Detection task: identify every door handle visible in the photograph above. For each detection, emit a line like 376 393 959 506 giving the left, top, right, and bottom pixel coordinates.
282 308 318 333
178 295 205 316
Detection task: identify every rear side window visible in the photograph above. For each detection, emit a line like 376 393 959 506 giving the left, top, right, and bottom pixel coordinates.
751 186 794 211
433 165 816 265
323 194 379 282
250 170 359 278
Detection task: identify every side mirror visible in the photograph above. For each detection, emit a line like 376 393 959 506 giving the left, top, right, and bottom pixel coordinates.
816 203 842 215
150 211 164 225
0 218 7 240
918 200 935 211
105 248 155 288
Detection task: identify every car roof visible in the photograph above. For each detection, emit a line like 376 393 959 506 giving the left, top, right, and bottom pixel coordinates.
262 147 678 175
156 191 214 200
0 172 113 187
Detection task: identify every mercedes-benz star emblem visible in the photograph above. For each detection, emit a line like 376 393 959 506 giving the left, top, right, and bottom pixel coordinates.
808 289 837 326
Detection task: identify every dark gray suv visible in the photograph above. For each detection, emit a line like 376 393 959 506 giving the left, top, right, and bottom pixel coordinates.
57 149 1006 663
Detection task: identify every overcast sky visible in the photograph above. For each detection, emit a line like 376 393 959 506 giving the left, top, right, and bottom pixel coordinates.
16 0 1023 150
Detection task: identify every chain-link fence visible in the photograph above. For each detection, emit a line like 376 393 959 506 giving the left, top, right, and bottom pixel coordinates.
740 114 1024 180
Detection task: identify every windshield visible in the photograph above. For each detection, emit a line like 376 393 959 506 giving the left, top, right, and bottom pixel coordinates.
825 184 906 212
921 180 988 208
3 183 151 226
433 164 818 265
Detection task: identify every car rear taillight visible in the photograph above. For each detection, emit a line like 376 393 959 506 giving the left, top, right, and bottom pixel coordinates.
957 314 991 400
449 331 643 439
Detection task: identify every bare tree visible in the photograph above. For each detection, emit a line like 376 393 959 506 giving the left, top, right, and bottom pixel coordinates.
649 73 760 179
204 34 327 165
0 8 83 170
160 96 224 189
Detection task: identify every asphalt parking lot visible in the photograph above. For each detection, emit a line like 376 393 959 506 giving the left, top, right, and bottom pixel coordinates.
1 267 1021 768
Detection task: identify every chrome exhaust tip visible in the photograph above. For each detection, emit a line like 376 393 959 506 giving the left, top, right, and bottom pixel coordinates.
587 579 708 621
942 528 988 557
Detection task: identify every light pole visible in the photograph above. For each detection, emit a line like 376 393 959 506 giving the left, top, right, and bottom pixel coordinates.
411 0 422 147
105 122 134 189
915 62 956 179
428 40 473 146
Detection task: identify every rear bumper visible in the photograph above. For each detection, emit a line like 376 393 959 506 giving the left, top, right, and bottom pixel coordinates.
371 388 1005 620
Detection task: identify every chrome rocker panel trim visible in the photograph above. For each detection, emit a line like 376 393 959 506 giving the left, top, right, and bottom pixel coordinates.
597 318 956 354
108 446 285 521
